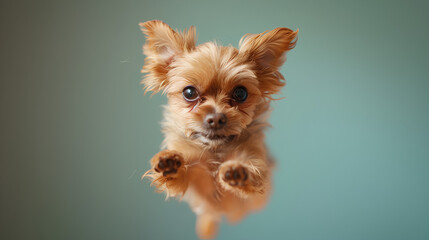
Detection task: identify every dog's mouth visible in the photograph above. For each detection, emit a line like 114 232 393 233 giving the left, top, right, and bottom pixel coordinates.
191 132 235 143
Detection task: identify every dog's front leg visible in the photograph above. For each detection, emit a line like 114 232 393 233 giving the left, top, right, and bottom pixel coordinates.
144 150 188 197
217 152 271 198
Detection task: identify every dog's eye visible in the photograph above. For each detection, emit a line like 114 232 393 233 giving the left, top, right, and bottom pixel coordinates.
232 86 248 102
182 86 199 101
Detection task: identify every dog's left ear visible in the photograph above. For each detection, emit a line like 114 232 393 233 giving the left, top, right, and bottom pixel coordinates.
239 27 298 96
140 20 196 93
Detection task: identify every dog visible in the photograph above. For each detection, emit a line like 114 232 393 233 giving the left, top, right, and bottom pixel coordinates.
140 20 297 239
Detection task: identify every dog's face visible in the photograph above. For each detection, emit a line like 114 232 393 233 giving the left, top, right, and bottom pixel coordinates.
140 21 297 148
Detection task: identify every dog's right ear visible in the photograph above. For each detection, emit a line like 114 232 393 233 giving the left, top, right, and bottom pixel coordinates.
139 20 196 94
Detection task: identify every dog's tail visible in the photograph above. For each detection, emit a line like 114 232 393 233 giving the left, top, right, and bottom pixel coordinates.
196 213 219 239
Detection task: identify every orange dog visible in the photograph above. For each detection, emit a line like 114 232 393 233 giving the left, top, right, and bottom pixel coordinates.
140 20 297 239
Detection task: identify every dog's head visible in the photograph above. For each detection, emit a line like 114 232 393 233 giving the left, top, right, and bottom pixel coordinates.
140 20 297 148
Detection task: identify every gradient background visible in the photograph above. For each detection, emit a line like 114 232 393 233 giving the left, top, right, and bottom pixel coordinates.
1 0 429 239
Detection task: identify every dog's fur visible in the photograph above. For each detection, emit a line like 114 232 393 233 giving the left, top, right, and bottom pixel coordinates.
140 20 297 239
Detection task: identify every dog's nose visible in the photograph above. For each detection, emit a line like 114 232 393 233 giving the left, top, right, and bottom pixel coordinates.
204 113 227 129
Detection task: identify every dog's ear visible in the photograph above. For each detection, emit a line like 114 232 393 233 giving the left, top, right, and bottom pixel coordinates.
140 20 196 93
239 27 298 97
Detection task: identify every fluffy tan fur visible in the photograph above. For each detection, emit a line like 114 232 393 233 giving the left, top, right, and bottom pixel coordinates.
140 20 297 239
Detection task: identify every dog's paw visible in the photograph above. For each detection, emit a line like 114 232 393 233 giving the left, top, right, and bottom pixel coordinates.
223 166 248 187
144 150 188 197
151 150 184 177
218 161 267 197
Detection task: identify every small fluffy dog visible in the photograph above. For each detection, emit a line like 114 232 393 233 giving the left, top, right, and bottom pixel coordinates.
140 20 297 239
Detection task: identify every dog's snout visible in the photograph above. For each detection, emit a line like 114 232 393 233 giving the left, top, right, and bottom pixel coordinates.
204 113 227 129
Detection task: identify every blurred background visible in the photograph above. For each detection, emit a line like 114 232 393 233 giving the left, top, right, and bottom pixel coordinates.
1 0 429 239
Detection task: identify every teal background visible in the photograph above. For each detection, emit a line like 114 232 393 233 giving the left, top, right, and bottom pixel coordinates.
1 0 429 239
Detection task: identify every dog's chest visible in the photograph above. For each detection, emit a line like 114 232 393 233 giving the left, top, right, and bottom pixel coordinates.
203 150 232 173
